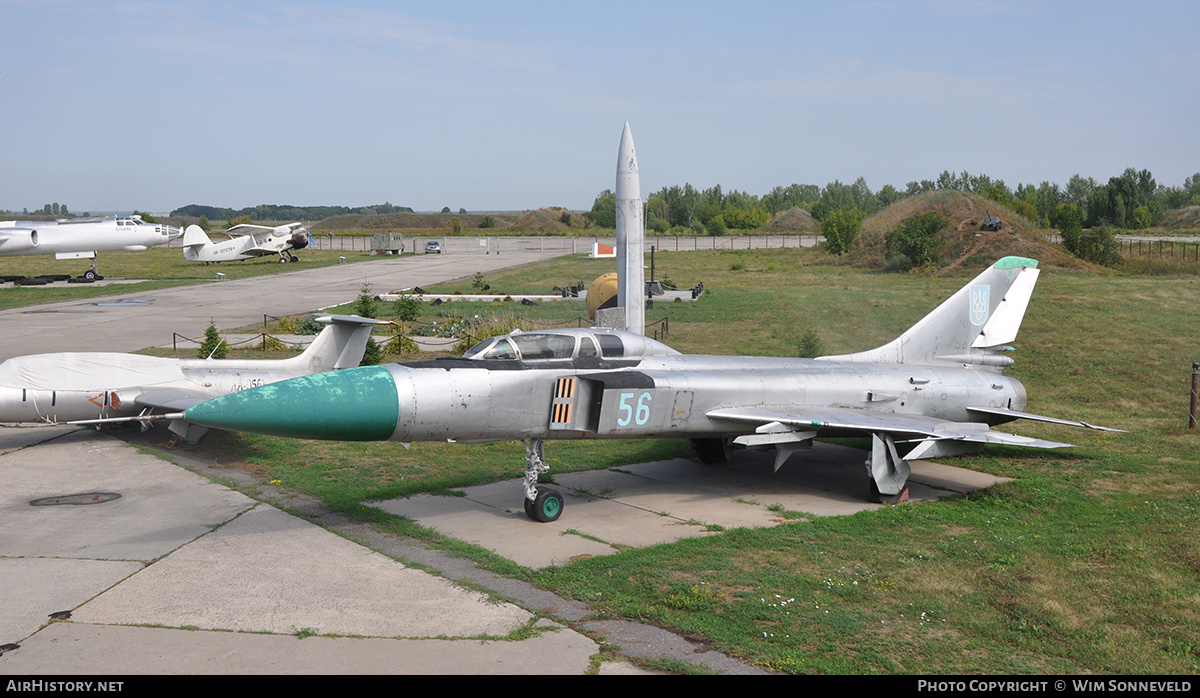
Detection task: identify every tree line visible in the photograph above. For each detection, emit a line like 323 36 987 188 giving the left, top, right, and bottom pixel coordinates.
585 168 1200 234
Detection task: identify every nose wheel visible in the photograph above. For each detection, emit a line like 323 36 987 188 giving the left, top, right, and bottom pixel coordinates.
521 439 564 522
524 488 564 523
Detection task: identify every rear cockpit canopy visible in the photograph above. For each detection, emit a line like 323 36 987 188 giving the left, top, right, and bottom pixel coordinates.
462 328 678 362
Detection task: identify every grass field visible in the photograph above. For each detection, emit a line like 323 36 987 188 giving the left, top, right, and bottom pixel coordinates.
147 248 1200 673
0 247 382 311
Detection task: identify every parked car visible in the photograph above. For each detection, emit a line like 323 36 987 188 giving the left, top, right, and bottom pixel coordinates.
424 240 442 254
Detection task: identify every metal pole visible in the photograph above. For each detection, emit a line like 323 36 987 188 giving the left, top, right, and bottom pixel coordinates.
1190 362 1199 429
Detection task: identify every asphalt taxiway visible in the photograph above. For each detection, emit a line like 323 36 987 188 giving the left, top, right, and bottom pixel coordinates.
0 251 555 357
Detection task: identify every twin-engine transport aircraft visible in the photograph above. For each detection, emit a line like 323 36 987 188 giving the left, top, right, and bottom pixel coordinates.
123 258 1123 522
182 222 310 263
6 314 382 444
0 215 181 278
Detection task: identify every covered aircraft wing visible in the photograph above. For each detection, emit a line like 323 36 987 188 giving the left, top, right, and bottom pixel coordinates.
129 387 214 412
0 353 186 391
706 405 1074 450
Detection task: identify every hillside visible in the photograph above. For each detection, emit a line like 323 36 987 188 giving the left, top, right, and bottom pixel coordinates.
1160 205 1200 230
855 190 1083 272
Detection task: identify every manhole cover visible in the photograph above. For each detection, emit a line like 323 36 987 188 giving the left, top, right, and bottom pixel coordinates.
30 492 122 506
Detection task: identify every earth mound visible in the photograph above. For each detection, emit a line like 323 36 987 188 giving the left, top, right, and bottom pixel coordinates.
1160 206 1200 230
512 208 581 232
855 190 1082 272
763 207 818 232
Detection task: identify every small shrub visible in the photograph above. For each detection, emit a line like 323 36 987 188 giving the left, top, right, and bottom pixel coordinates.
821 207 865 256
797 328 824 358
882 254 912 273
393 293 422 322
260 335 288 352
197 320 228 360
276 316 298 333
353 283 378 318
360 337 383 366
296 317 323 335
1076 227 1122 267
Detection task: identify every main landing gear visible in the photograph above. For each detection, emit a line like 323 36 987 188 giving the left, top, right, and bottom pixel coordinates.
866 432 910 505
81 258 103 281
521 439 564 522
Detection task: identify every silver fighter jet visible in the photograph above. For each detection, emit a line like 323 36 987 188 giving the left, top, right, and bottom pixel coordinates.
172 256 1121 522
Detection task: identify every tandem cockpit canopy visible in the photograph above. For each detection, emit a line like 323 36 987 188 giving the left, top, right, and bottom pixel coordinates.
462 328 679 362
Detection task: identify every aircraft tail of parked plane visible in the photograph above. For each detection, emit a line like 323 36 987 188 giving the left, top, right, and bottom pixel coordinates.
819 257 1038 370
181 224 213 251
290 314 381 372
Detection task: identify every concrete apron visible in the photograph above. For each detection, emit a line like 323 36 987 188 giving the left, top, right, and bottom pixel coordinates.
374 443 1011 569
0 427 596 674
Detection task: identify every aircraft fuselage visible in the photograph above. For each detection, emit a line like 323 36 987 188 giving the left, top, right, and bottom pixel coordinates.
382 355 1028 442
0 217 179 257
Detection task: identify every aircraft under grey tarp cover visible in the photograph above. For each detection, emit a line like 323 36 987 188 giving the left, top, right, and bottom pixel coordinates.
169 257 1122 522
6 314 382 443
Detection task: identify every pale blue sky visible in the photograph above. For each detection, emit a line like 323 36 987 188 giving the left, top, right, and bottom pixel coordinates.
3 0 1197 213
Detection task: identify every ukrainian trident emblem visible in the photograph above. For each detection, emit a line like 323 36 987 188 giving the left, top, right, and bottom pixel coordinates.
969 285 990 326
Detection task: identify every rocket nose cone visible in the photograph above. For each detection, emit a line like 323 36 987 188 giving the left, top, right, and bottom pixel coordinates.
185 365 400 441
617 122 637 175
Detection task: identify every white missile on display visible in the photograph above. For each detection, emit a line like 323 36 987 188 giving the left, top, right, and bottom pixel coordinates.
615 122 645 335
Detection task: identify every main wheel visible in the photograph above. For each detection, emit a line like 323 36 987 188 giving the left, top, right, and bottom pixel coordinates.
529 489 564 523
523 496 536 519
84 270 97 280
868 480 910 505
690 438 731 464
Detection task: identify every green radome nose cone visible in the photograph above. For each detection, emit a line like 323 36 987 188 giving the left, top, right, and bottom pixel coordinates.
185 365 399 441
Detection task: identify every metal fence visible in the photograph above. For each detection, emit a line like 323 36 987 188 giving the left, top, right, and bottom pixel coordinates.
1121 239 1200 261
305 233 822 255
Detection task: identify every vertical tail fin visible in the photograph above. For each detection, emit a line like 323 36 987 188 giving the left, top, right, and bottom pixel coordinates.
182 225 212 248
818 256 1040 369
295 315 386 372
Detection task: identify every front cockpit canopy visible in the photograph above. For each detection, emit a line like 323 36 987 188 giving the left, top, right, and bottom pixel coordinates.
462 328 678 362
